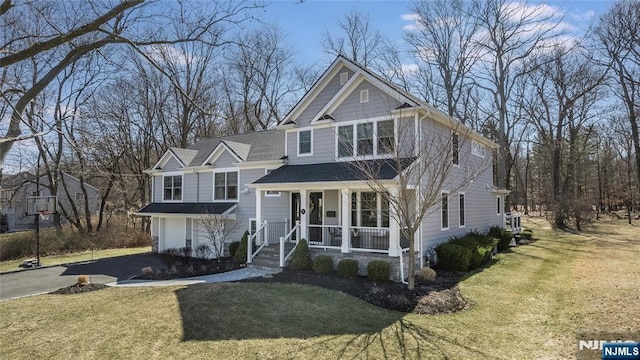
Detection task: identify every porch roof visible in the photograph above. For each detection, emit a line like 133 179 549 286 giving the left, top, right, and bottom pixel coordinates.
253 158 417 184
135 202 236 216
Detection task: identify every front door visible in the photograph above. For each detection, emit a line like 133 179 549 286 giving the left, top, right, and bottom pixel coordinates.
309 192 323 243
291 192 300 240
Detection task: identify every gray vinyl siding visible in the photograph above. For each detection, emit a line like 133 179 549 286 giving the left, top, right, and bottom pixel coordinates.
226 168 265 241
287 127 336 165
332 80 402 122
323 190 340 226
418 118 500 252
211 151 237 168
293 66 353 126
163 157 182 171
153 175 162 202
198 172 213 202
396 116 416 158
263 192 290 224
183 173 197 202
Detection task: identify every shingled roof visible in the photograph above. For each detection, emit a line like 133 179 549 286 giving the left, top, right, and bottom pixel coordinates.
186 129 285 166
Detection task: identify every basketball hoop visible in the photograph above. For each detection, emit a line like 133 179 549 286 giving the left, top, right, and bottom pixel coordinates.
38 211 50 221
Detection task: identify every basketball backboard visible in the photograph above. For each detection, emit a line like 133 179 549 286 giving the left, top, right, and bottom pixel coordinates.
26 196 57 215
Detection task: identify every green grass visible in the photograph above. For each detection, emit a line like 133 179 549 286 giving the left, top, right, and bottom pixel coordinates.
1 218 638 359
0 247 151 273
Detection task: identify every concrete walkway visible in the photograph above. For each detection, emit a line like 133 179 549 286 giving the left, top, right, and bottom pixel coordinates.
107 267 280 287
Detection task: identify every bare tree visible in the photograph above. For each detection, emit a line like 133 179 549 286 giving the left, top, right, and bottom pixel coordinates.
471 0 566 205
405 0 481 121
348 109 492 289
197 213 241 260
0 0 261 170
321 10 384 67
596 0 640 192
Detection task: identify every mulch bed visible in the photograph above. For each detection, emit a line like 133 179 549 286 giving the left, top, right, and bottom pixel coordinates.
49 283 109 295
132 256 241 281
243 268 471 314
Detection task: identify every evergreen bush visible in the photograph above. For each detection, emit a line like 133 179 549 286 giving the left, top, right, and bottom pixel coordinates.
228 241 241 257
290 239 313 270
337 259 359 278
312 255 333 274
435 243 472 272
488 225 513 252
234 230 250 264
367 260 390 282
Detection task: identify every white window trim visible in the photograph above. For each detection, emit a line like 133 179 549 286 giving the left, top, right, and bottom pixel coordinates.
340 72 348 86
162 174 184 202
441 191 449 231
297 129 313 157
334 118 397 161
213 171 239 202
459 192 466 228
249 218 257 235
360 89 369 103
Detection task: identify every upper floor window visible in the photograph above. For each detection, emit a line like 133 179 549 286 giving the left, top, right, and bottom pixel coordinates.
163 175 182 201
337 120 395 159
298 130 312 156
452 133 459 165
214 172 238 201
357 123 374 156
472 140 486 158
377 120 394 155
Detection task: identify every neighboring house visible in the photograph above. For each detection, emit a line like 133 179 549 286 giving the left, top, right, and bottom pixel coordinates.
137 55 518 280
0 172 100 232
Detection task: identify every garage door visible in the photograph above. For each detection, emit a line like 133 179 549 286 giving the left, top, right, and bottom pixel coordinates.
163 218 186 250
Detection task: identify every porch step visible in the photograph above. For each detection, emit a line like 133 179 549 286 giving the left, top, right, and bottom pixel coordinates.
247 244 284 270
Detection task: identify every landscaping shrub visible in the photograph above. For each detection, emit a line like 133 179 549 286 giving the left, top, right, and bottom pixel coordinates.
161 248 179 268
416 267 437 282
367 260 390 282
194 244 210 259
141 266 153 276
290 239 313 271
488 225 513 252
521 229 533 240
234 230 250 264
228 241 241 257
312 255 333 274
448 232 498 270
178 246 192 264
435 243 472 272
337 259 359 278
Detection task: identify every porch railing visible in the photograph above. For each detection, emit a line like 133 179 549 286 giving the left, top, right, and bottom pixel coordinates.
505 213 521 234
280 221 300 267
307 225 342 249
247 220 268 264
349 226 389 253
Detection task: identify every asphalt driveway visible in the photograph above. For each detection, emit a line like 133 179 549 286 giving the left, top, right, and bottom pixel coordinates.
0 253 164 301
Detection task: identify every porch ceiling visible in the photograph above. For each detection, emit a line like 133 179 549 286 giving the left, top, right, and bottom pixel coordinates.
253 158 417 185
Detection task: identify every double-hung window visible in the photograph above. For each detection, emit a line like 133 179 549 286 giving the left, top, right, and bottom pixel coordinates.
459 193 466 227
452 133 459 165
357 123 374 156
377 120 394 155
163 175 182 201
338 125 354 157
298 130 312 155
214 172 238 201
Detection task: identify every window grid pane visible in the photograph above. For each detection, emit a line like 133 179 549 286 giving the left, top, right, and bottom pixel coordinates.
441 194 449 228
338 126 353 157
459 194 465 227
357 123 373 156
377 120 394 155
299 130 311 154
361 192 377 227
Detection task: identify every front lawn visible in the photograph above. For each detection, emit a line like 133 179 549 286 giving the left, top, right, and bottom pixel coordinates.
0 218 638 359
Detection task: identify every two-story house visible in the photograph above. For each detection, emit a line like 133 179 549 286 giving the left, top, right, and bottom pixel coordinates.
137 55 512 279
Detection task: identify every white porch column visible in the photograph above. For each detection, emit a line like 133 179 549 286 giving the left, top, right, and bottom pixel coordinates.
340 188 351 253
300 189 308 240
256 189 263 245
388 187 401 256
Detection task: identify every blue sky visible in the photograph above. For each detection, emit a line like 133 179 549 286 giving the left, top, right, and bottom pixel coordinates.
260 0 614 66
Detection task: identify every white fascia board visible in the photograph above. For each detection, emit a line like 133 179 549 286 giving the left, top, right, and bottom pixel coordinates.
150 149 184 171
417 107 498 149
249 180 397 191
234 160 284 168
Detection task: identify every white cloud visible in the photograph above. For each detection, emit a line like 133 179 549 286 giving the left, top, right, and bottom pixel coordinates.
570 10 595 21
